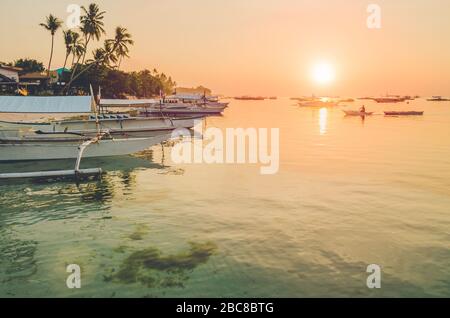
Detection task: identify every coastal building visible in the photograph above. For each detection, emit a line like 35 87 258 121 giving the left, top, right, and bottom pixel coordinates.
53 67 71 85
0 65 22 94
19 72 52 86
0 64 21 82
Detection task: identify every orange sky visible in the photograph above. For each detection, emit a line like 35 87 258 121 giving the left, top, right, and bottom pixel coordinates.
1 0 450 96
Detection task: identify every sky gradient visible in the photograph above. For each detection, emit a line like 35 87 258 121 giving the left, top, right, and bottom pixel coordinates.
1 0 450 96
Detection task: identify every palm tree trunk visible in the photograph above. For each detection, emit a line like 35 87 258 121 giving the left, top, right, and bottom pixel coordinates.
81 35 91 64
47 34 54 77
65 45 118 93
63 52 70 70
71 54 76 68
70 49 84 82
65 61 96 94
65 42 120 94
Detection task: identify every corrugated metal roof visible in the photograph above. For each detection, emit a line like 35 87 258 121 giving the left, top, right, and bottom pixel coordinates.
168 94 218 100
0 96 93 113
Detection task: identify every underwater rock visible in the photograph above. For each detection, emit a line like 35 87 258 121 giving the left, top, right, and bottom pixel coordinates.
107 241 217 288
127 224 150 241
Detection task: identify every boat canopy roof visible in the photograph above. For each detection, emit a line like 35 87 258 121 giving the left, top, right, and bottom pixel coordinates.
168 94 218 100
100 99 158 107
0 96 93 113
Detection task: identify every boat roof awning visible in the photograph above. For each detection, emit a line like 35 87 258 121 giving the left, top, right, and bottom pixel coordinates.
168 94 205 100
0 96 93 113
168 94 218 100
100 99 158 107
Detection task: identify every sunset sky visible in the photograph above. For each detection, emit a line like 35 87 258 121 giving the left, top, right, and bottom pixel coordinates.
1 0 450 96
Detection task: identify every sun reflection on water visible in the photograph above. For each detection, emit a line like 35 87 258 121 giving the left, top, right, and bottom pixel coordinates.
319 107 328 135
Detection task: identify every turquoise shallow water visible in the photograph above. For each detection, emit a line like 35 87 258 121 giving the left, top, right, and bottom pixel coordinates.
0 98 449 297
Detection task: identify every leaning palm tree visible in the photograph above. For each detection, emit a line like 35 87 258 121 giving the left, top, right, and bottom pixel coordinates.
80 3 106 63
70 32 85 68
111 27 134 69
39 14 62 76
62 30 75 69
88 42 117 67
65 27 133 92
69 32 84 68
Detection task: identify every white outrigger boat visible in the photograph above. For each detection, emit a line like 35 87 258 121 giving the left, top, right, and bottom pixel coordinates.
143 104 226 116
0 94 204 138
0 129 171 161
0 114 201 138
100 95 228 117
0 94 178 179
166 94 229 108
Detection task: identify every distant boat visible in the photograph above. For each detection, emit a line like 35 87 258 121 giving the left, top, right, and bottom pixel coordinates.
373 97 406 103
427 96 450 102
234 96 265 100
291 95 317 101
384 111 424 116
343 110 373 116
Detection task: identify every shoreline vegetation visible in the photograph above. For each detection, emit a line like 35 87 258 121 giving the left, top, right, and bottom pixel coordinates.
0 3 183 99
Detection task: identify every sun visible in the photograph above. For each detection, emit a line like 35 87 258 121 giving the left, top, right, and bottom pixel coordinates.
312 62 335 85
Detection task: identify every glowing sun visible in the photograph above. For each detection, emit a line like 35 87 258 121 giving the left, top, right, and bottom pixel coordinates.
312 62 335 85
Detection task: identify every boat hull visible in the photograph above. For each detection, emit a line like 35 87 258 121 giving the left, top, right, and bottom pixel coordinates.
143 109 224 116
0 116 201 138
343 110 374 116
0 117 173 131
0 134 171 161
384 111 424 116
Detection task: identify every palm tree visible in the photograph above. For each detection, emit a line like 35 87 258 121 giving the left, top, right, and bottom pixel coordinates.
39 14 62 76
65 27 133 92
62 30 75 69
111 27 134 69
70 32 85 68
80 3 106 63
88 42 117 67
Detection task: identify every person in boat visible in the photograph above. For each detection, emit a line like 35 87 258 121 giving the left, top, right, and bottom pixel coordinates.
359 105 366 113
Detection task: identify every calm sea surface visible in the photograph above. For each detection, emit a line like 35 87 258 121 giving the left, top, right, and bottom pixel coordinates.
0 98 449 297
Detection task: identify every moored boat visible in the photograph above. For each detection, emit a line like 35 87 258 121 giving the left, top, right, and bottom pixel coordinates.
343 110 374 116
0 115 202 138
373 97 406 103
0 131 171 161
142 104 225 116
234 96 265 100
384 111 424 116
426 96 450 102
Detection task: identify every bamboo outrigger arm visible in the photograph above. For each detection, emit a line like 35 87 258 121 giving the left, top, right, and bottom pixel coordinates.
0 132 108 180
